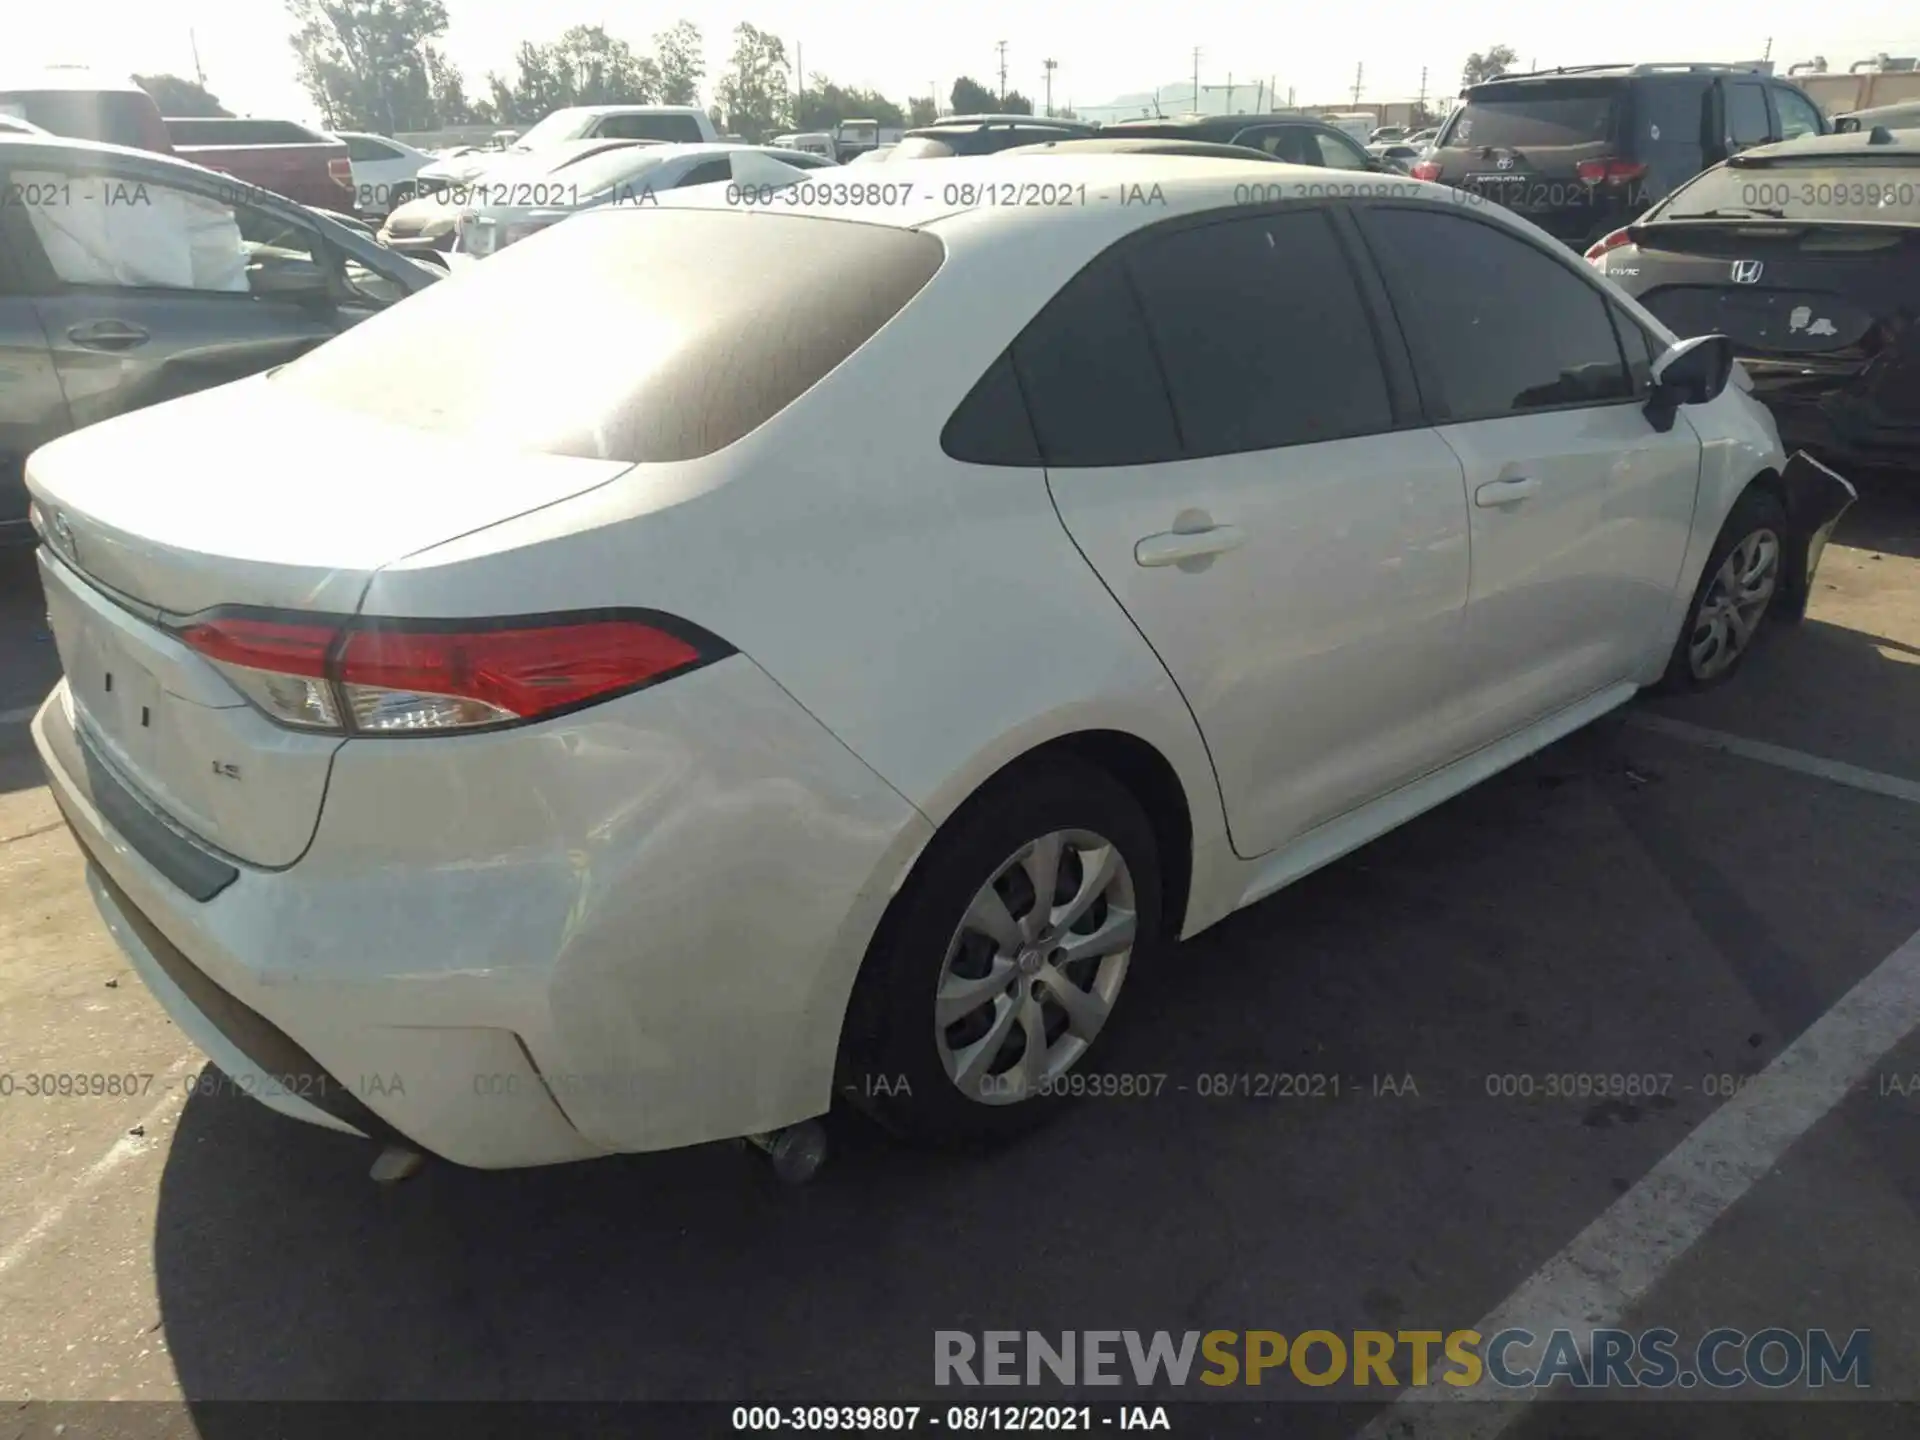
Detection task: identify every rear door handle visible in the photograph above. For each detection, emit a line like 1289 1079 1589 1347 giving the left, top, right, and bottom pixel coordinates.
1134 525 1247 567
66 321 150 352
1474 477 1539 507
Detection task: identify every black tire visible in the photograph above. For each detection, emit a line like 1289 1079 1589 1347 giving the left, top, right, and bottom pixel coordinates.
1655 486 1789 693
838 754 1163 1147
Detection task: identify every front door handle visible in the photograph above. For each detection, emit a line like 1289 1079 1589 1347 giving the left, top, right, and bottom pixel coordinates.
1474 477 1540 507
1134 524 1246 567
66 320 150 352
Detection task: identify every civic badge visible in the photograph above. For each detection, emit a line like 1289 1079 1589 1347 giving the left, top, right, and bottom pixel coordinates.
1730 259 1764 284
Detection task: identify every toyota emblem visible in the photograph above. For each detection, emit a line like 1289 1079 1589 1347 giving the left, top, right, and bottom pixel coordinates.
48 509 78 566
1730 259 1764 284
1495 155 1515 170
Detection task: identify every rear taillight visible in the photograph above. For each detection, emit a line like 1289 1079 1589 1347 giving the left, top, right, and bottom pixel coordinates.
1575 159 1648 185
1584 227 1633 264
328 157 354 188
1410 160 1442 182
178 611 725 735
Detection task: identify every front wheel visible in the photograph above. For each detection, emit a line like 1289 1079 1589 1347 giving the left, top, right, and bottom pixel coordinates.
839 756 1162 1146
1656 487 1788 691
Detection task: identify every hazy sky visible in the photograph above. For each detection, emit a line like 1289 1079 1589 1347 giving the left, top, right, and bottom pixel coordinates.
15 0 1920 125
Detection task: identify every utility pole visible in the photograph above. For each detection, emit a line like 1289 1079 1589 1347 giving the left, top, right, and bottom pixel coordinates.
1268 74 1276 111
1193 47 1201 115
996 41 1009 105
1350 61 1364 107
1763 36 1774 61
1043 58 1058 117
189 28 206 87
1417 65 1428 121
931 80 940 117
795 42 803 108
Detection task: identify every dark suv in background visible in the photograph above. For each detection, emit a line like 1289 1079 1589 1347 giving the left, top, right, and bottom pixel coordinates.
1415 62 1830 248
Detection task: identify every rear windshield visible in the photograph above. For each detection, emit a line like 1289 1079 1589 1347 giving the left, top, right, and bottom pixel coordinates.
272 208 943 463
166 117 325 145
894 135 957 159
0 90 155 148
1443 83 1621 149
1658 160 1920 223
596 113 704 142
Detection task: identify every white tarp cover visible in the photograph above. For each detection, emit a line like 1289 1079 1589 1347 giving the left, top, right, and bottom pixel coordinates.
15 171 249 292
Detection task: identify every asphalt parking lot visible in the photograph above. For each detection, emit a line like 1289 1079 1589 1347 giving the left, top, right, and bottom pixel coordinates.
2 474 1919 1436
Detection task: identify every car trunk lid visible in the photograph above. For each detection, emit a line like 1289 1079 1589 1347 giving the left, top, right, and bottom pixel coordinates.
1428 79 1628 239
26 377 632 869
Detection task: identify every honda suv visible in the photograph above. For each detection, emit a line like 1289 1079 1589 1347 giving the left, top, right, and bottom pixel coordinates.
1414 63 1830 248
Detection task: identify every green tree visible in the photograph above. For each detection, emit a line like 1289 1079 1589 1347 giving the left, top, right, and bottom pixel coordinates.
715 23 790 141
1461 44 1518 88
483 25 660 123
423 43 474 123
133 73 230 116
793 77 904 132
907 95 937 126
950 75 996 115
1001 89 1034 115
653 21 705 106
287 0 451 132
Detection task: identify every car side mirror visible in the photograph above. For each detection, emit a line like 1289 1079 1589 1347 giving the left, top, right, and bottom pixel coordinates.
1645 334 1734 432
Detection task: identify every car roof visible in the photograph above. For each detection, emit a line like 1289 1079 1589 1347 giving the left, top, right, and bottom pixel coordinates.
1735 130 1920 162
1103 114 1346 134
546 103 706 118
998 136 1285 161
0 130 223 176
925 113 1096 129
643 151 1455 237
1836 101 1920 124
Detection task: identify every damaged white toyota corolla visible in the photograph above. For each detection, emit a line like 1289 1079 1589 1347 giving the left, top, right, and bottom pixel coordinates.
27 154 1853 1175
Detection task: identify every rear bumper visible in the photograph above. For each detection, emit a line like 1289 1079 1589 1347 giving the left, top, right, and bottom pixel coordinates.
1750 378 1920 470
32 655 935 1168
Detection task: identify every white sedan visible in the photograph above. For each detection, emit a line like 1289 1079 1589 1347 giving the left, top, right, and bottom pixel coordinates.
454 142 837 257
25 154 1852 1171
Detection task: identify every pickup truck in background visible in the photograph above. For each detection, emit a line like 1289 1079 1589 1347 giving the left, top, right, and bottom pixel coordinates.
162 117 356 213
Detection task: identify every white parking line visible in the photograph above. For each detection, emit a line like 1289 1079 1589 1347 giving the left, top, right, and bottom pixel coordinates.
0 1058 194 1281
1357 920 1920 1438
0 704 38 728
1627 712 1920 807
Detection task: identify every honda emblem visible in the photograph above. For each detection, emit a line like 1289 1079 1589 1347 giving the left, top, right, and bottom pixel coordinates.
1730 259 1764 284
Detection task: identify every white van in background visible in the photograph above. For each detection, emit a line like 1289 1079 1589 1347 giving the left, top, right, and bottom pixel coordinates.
773 131 838 162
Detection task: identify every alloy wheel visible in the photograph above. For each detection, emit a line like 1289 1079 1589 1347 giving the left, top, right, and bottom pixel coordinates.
1689 528 1779 681
933 829 1137 1105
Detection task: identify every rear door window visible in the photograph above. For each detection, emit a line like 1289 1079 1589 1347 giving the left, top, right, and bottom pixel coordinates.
343 135 403 162
1011 253 1181 466
675 158 733 188
1312 131 1372 170
1357 205 1632 421
1633 79 1709 150
1124 209 1393 454
1445 84 1622 148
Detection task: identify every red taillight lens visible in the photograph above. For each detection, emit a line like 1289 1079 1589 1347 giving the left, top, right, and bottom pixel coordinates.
1575 159 1648 184
328 157 354 187
1584 227 1633 264
1410 160 1442 182
178 611 721 735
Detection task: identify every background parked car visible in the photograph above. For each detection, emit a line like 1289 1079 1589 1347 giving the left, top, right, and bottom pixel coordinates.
162 115 355 213
0 67 171 152
334 130 437 218
1834 100 1920 133
846 144 898 165
0 114 48 136
1100 114 1382 170
1590 129 1920 470
1413 61 1830 248
411 105 717 193
893 115 1099 158
1368 142 1423 173
1001 136 1288 163
380 138 656 258
454 143 835 256
0 133 436 544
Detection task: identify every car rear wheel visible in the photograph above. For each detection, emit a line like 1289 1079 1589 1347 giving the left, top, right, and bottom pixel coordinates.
1656 487 1788 691
840 755 1162 1146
